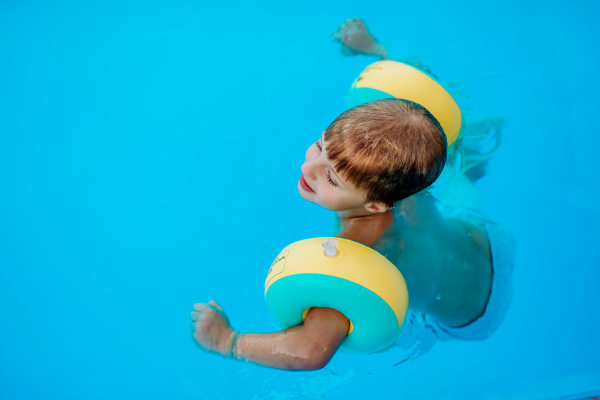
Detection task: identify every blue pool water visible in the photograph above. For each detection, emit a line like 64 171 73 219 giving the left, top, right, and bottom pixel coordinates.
1 0 599 399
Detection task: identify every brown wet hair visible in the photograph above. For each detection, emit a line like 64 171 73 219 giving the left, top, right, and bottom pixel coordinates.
324 98 447 207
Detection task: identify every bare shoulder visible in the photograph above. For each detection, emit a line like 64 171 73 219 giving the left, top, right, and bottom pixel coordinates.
428 217 493 327
455 218 492 261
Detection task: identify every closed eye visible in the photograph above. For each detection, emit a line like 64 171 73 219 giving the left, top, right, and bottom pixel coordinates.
314 141 337 187
326 170 337 187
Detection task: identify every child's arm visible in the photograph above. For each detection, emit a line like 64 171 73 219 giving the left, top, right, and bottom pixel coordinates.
190 216 391 369
191 301 350 371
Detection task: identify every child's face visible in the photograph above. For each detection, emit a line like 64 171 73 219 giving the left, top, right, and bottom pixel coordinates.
298 133 389 216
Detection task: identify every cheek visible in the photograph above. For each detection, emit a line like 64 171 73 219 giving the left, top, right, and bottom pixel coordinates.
316 191 347 211
317 183 342 205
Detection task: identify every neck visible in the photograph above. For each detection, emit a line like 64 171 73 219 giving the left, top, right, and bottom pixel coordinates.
336 206 377 219
336 209 395 247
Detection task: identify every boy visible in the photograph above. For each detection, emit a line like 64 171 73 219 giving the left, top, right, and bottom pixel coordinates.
190 99 507 370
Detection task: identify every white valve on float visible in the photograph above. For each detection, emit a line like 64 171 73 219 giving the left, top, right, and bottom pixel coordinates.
322 238 339 258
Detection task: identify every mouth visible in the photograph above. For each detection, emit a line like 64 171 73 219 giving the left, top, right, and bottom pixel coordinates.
299 175 315 193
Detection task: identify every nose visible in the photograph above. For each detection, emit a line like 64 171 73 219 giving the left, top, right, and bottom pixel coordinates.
301 158 319 181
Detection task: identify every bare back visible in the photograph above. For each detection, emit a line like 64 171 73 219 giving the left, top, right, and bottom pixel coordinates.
338 193 493 328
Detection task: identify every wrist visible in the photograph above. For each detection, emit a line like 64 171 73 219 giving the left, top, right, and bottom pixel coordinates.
219 330 236 357
229 332 246 360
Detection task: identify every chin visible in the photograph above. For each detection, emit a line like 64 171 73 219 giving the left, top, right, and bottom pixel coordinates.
298 181 315 203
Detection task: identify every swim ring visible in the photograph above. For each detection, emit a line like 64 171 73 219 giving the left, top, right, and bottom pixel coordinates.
264 238 409 354
346 60 462 145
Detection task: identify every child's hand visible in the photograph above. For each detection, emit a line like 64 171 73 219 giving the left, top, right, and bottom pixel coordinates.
190 300 236 357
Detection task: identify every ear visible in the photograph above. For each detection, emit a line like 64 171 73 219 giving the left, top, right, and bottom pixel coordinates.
364 202 393 214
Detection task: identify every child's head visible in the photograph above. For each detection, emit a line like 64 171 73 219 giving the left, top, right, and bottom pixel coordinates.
299 99 447 214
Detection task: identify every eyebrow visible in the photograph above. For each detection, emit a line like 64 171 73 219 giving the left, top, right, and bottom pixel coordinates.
320 135 344 186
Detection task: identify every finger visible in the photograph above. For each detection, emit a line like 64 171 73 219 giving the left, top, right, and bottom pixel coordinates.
190 320 196 332
207 299 223 311
193 303 208 312
190 311 201 321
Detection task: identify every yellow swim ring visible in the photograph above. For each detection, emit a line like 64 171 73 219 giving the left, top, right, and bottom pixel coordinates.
264 238 409 354
347 60 462 145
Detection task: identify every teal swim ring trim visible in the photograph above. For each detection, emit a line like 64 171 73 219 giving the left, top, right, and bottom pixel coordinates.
345 87 395 109
265 273 400 354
